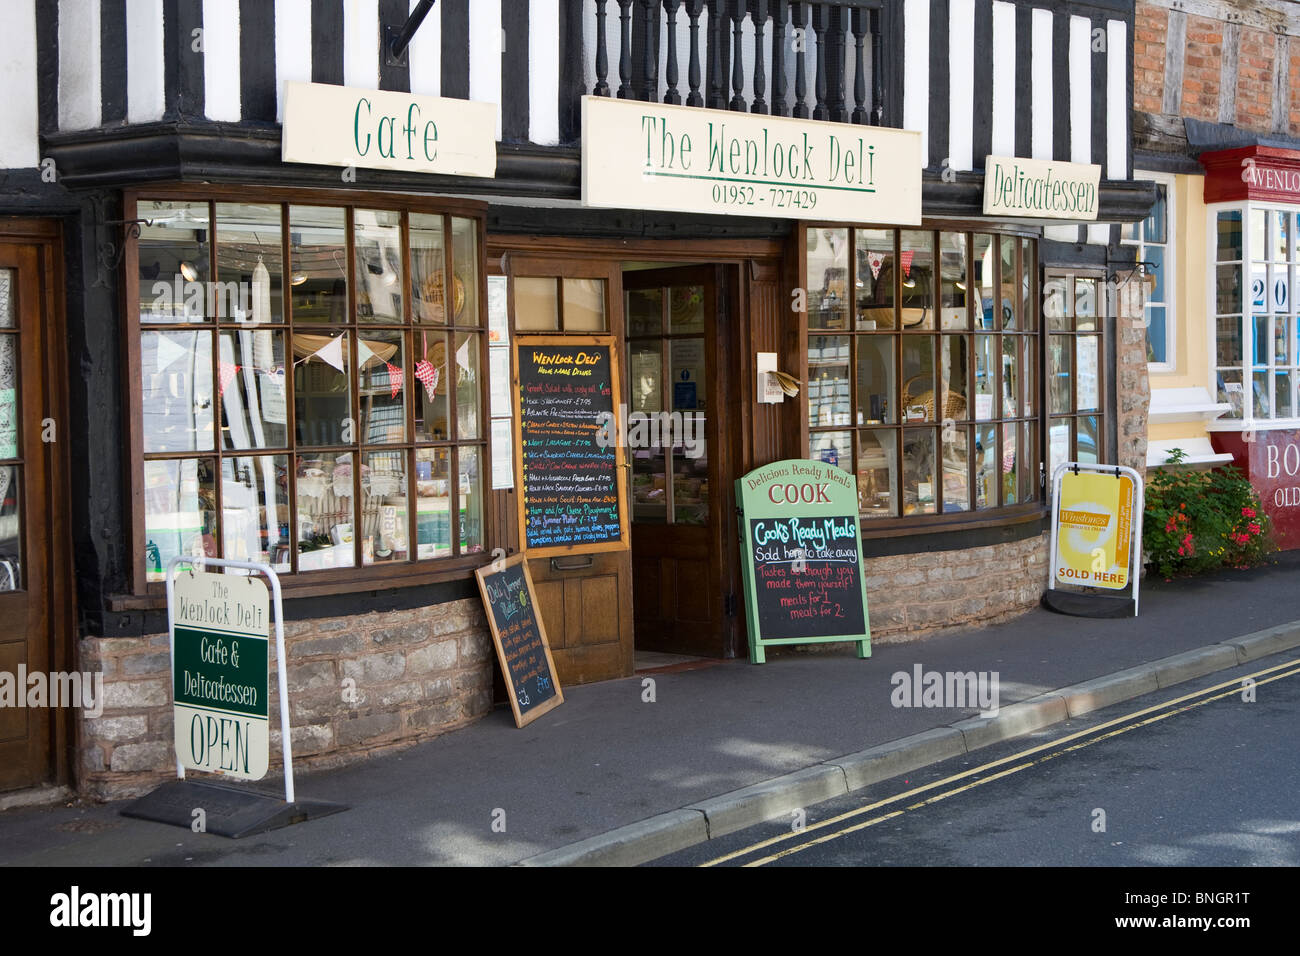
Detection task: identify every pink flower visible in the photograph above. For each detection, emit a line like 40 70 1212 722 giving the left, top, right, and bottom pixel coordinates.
1165 517 1177 532
1248 522 1261 535
1242 506 1256 518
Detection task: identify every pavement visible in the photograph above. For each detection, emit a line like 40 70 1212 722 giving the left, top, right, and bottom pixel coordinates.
2 553 1300 867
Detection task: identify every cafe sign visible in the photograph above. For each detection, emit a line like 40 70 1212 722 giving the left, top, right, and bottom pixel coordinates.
982 155 1101 220
582 96 922 224
281 81 497 178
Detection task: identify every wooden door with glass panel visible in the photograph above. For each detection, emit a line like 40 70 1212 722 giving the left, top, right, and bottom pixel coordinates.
623 266 731 657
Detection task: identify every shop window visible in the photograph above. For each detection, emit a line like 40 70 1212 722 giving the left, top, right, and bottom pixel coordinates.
1044 270 1106 478
133 197 487 584
806 227 1040 520
1212 205 1299 423
1123 172 1173 371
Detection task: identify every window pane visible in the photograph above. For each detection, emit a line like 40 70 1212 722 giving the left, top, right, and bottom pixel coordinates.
1253 314 1270 366
1077 416 1100 464
811 429 851 472
1075 279 1098 331
674 431 708 526
1274 210 1290 263
143 457 216 581
413 330 450 442
142 330 214 452
632 442 667 522
410 212 448 325
900 336 936 423
1251 208 1266 262
668 285 705 334
1022 337 1038 418
629 340 662 413
563 278 608 331
808 335 851 428
902 427 936 515
808 228 850 330
455 332 482 440
975 423 997 509
856 336 894 425
1216 264 1242 314
459 446 485 551
1001 337 1019 417
899 230 934 329
1272 264 1290 314
626 288 662 336
138 201 210 323
1146 305 1167 364
1250 265 1267 311
1044 274 1072 331
0 466 21 591
1216 369 1244 418
451 217 479 325
0 334 14 459
1217 316 1243 366
855 229 895 325
1253 370 1271 417
220 329 288 450
938 335 969 422
974 235 997 329
1049 336 1072 414
289 206 348 324
215 202 283 325
974 334 997 419
1019 420 1036 503
1021 239 1036 331
1217 210 1243 261
1048 421 1070 480
1145 245 1165 306
414 448 452 557
362 449 408 564
293 331 352 446
516 277 559 331
354 209 404 323
939 232 967 329
1077 335 1100 412
1002 424 1020 505
359 330 406 444
295 451 357 570
221 454 290 570
941 424 970 513
1001 236 1019 330
858 428 896 517
1275 370 1294 419
1274 315 1289 364
1143 184 1167 244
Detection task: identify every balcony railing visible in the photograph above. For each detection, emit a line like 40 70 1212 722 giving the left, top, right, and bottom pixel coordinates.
584 1 889 125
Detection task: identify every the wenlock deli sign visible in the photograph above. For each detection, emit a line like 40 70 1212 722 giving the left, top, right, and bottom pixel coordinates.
582 97 922 224
982 155 1101 220
1202 145 1300 205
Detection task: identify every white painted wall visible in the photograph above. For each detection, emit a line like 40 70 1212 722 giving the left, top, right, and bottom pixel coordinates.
59 0 101 131
0 0 38 168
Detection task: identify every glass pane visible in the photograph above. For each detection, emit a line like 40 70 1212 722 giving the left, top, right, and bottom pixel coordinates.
629 340 662 413
458 446 484 552
899 230 934 329
1271 264 1290 314
0 334 16 458
1075 279 1098 331
221 454 290 570
939 232 967 329
1274 370 1294 419
1253 314 1270 366
1216 264 1242 315
143 457 216 582
975 423 997 509
1048 421 1070 482
900 336 936 423
811 429 851 472
410 212 448 325
1274 210 1290 263
1001 424 1020 505
358 330 406 444
141 330 214 452
1077 335 1100 412
1250 208 1266 263
0 466 20 591
1146 305 1167 364
1145 245 1166 306
295 451 357 570
455 332 482 440
516 277 559 331
856 336 895 424
938 335 969 422
138 200 211 323
361 449 408 564
1044 274 1072 331
974 334 997 420
808 335 851 428
219 329 288 450
1216 369 1244 418
670 336 705 412
974 235 997 329
0 268 13 329
668 285 705 334
1217 316 1243 366
1249 266 1266 311
673 430 708 525
902 427 936 515
413 330 450 442
354 209 403 323
1274 316 1290 364
1019 420 1036 503
855 228 895 327
289 206 348 324
1217 209 1243 261
563 278 607 331
293 331 351 446
414 448 452 557
1143 184 1167 244
858 428 896 517
1022 338 1038 418
1001 337 1019 418
1021 239 1036 331
450 217 479 325
626 288 662 336
1078 416 1100 464
1001 236 1019 330
215 202 283 325
807 227 850 330
941 424 969 513
1049 335 1072 414
631 442 667 522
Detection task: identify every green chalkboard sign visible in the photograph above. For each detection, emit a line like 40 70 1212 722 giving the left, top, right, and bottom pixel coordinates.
736 459 871 663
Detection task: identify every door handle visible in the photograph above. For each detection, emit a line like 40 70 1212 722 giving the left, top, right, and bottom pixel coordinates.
551 555 594 572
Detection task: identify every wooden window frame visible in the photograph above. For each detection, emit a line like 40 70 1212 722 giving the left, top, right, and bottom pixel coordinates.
1044 266 1109 481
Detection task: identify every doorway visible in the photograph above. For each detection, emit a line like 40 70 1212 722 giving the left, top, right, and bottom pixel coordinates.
622 265 739 658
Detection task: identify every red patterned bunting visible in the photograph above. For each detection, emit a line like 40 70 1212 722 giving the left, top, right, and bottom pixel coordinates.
414 359 439 401
217 361 240 396
385 361 403 399
900 249 914 277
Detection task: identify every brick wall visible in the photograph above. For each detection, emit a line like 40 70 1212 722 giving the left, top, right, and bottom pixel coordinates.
75 597 494 801
1133 4 1168 116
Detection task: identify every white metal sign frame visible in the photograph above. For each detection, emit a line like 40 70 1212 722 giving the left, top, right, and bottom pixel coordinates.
1047 462 1145 617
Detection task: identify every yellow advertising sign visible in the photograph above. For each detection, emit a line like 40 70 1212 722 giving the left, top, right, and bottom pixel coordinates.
1054 471 1134 589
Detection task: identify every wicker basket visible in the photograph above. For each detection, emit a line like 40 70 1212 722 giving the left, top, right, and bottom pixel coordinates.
902 374 967 421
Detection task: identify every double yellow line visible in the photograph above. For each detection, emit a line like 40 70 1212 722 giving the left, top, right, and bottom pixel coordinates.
702 656 1300 867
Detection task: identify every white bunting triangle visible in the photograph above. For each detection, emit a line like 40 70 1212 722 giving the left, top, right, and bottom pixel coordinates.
155 334 187 372
315 335 345 373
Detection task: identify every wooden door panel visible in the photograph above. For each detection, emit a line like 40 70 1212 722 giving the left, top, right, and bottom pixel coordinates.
527 550 633 683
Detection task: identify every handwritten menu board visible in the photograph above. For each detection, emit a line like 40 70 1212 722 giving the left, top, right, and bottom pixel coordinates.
474 554 564 727
736 460 872 664
516 337 628 556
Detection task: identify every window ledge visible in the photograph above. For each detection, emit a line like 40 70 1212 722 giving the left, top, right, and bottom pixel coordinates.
1148 387 1233 424
1205 417 1300 432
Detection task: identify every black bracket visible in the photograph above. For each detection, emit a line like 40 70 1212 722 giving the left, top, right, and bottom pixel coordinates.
386 0 437 66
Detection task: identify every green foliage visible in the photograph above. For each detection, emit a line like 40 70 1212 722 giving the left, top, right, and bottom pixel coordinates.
1143 450 1276 578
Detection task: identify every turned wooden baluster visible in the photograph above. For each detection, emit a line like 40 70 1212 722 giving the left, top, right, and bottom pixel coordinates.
640 0 659 101
707 0 726 109
791 2 808 118
617 0 633 99
770 0 789 117
811 3 828 121
751 0 768 114
664 0 683 104
730 2 746 111
870 6 884 126
850 6 867 124
685 0 704 107
594 0 611 96
827 4 847 122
